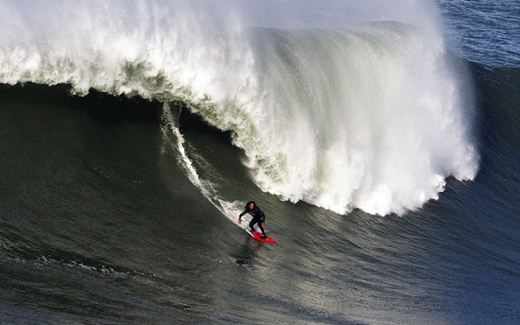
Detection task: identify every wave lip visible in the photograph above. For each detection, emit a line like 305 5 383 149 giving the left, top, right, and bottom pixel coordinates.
0 1 479 215
238 24 479 216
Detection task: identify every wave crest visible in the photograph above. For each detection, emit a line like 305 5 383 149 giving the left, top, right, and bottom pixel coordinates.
0 0 479 215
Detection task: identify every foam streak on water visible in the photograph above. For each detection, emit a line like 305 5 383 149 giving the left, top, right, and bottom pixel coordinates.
0 0 479 215
160 103 251 232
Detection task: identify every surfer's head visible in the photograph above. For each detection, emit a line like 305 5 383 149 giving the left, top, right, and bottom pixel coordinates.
246 201 255 209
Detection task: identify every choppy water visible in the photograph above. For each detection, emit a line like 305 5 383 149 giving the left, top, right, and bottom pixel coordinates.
440 0 520 67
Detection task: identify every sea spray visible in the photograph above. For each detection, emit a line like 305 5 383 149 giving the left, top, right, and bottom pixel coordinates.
0 0 479 215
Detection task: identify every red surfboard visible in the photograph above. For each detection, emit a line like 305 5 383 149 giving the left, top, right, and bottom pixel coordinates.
250 231 278 244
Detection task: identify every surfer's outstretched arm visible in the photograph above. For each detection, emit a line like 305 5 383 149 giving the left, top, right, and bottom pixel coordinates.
238 209 248 223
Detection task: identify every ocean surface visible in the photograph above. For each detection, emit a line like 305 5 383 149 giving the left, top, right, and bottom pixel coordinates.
0 0 519 324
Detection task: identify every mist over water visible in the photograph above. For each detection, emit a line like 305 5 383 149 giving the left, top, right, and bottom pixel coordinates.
0 0 479 215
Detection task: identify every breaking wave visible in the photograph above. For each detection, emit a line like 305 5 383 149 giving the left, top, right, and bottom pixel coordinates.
0 0 479 215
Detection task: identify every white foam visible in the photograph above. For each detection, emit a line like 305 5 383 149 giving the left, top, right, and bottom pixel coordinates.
0 0 479 215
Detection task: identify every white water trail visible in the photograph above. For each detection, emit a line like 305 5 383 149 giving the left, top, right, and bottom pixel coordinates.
159 103 252 232
0 0 479 216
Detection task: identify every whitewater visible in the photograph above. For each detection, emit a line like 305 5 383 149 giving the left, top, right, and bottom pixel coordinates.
0 0 479 215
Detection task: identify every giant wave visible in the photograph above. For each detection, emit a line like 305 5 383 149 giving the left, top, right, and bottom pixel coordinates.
0 0 479 215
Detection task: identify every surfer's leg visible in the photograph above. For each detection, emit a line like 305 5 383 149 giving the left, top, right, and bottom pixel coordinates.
248 218 256 232
257 221 266 237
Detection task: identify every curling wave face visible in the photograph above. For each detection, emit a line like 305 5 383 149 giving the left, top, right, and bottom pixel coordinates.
0 0 479 215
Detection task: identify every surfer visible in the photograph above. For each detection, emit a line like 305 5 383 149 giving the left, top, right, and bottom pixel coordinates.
238 201 267 239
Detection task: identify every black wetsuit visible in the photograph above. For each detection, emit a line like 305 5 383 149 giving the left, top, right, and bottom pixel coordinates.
239 206 266 236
